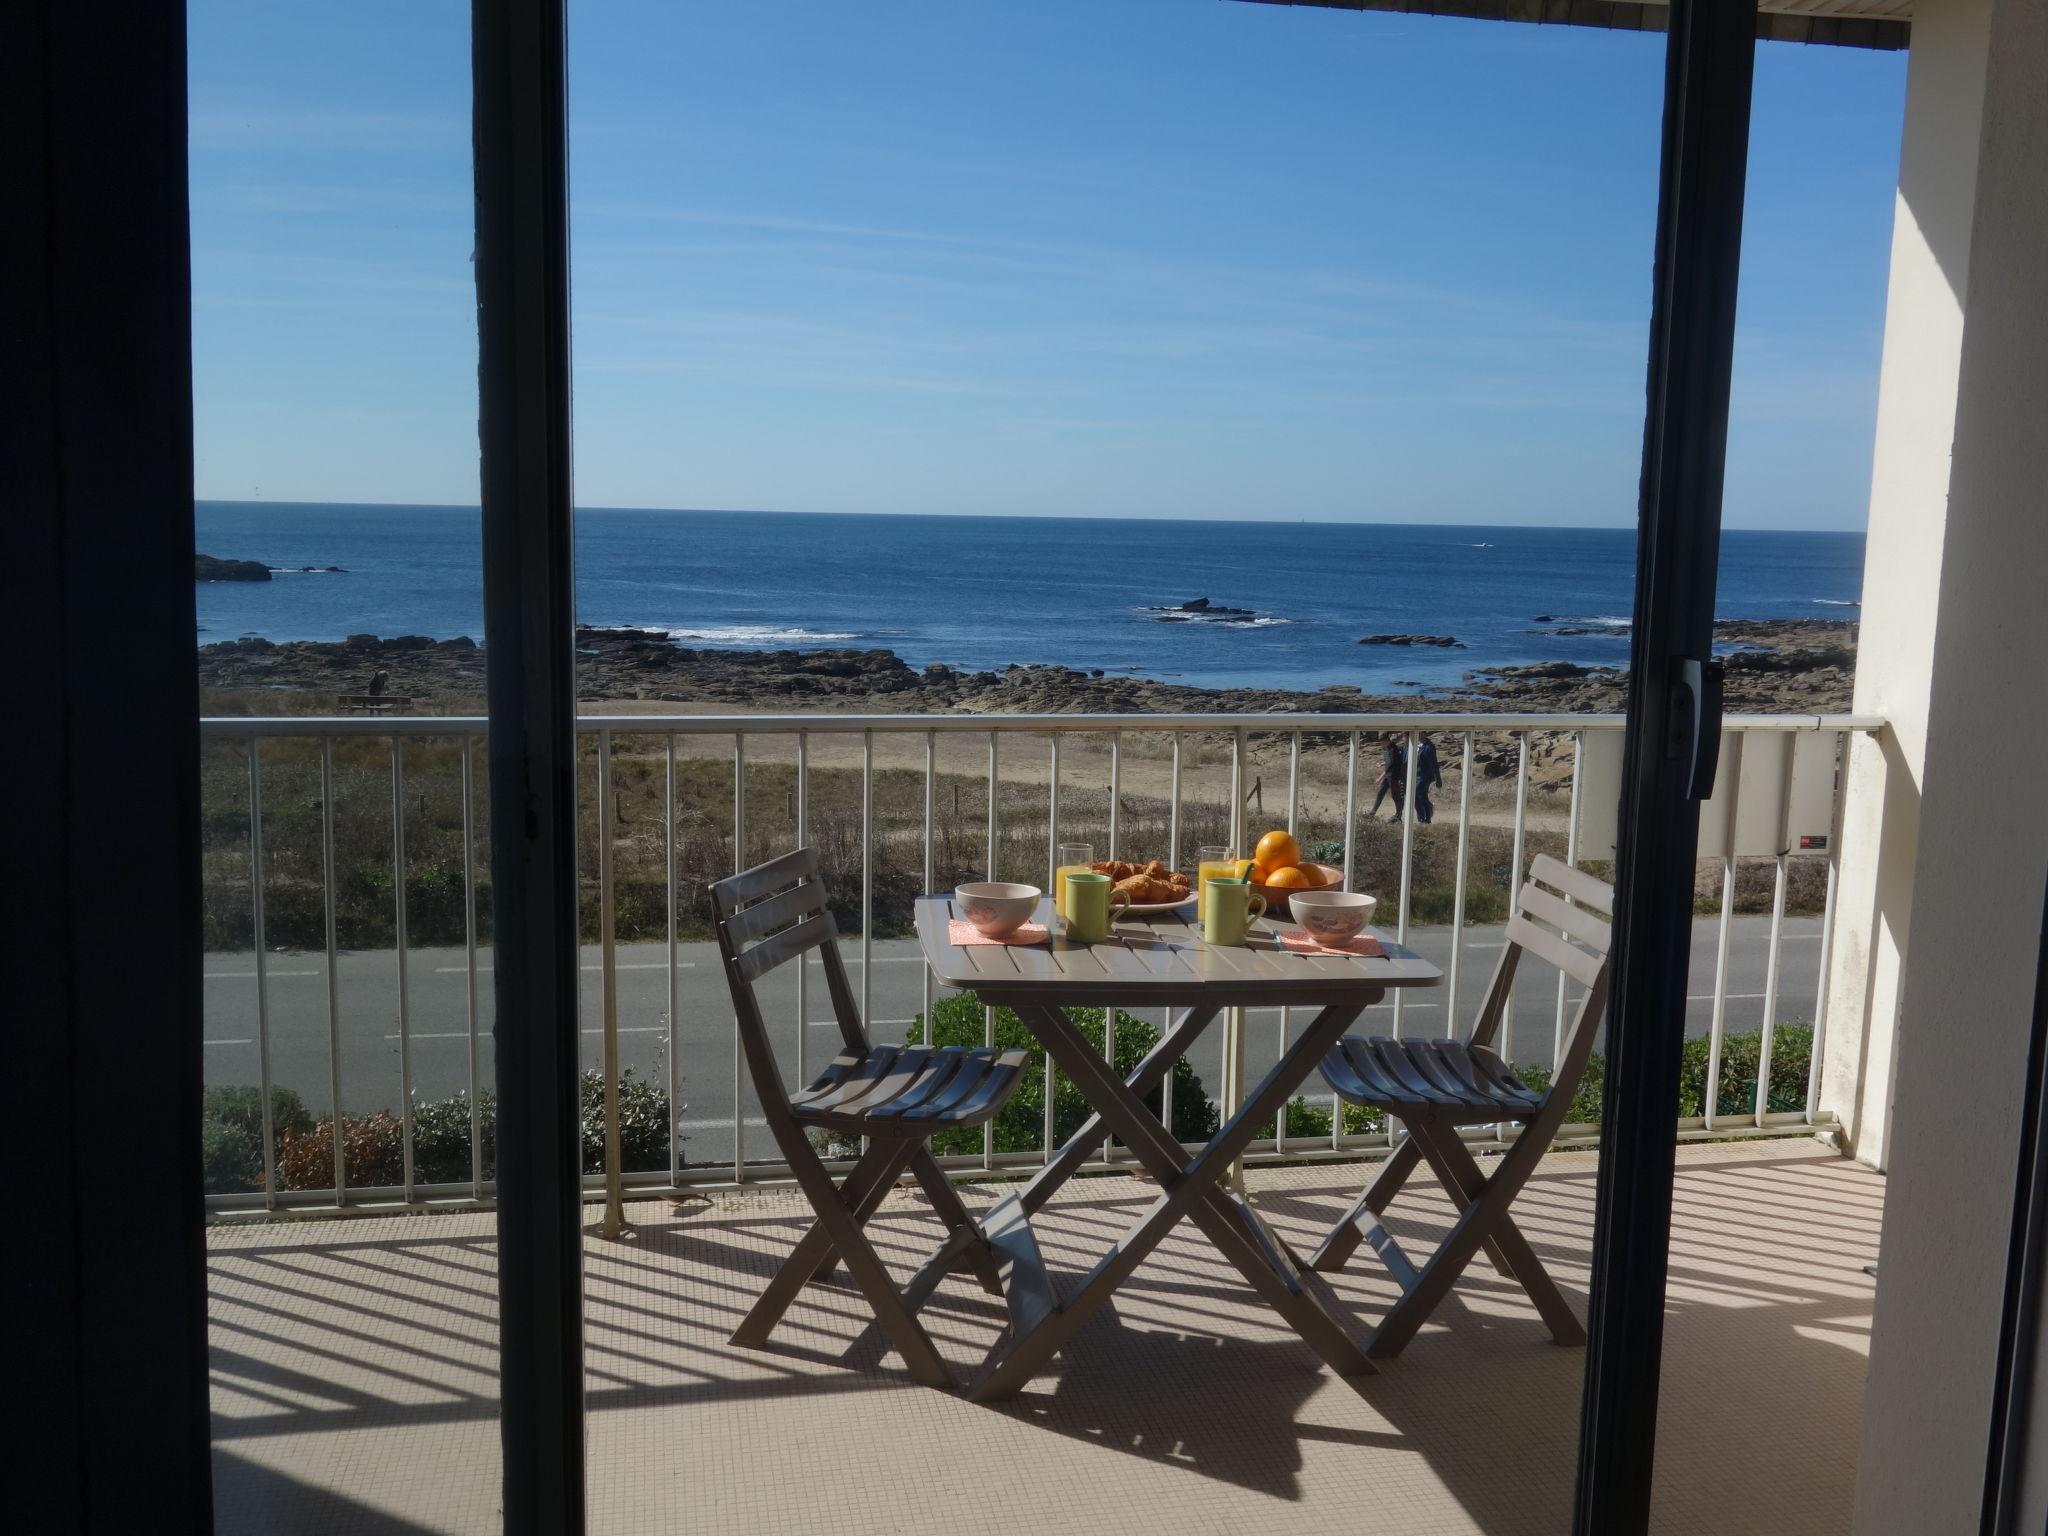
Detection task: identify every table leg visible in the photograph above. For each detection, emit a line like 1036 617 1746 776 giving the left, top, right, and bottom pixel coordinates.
1014 1002 1221 1218
970 998 1379 1400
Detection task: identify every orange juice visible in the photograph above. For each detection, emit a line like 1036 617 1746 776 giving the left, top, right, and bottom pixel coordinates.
1054 864 1094 919
1197 858 1239 893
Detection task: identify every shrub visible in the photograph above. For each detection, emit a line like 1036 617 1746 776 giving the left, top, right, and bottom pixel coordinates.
279 1110 406 1190
1678 1024 1814 1119
201 1117 264 1195
906 995 1219 1157
578 1067 674 1174
202 1083 314 1143
413 1090 493 1184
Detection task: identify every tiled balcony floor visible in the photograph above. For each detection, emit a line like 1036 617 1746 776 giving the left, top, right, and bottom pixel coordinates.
207 1138 1879 1535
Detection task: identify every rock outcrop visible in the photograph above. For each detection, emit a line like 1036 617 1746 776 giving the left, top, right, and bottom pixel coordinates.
195 554 271 582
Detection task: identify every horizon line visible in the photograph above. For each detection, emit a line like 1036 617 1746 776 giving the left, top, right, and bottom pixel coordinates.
195 497 1866 536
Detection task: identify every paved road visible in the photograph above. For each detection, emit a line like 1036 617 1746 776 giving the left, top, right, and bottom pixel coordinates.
203 913 1826 1167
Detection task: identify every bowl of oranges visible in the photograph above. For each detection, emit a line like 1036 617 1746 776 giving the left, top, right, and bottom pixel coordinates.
1238 830 1347 917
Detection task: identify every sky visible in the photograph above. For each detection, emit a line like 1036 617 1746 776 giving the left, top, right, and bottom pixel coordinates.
187 0 1907 531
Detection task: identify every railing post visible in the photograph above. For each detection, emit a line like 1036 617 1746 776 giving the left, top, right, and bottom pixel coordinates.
247 740 277 1207
392 736 415 1202
666 733 680 1187
599 729 627 1237
319 735 345 1201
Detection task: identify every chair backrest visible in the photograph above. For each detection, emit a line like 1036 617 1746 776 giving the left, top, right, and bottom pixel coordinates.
1466 853 1614 1118
711 848 868 1122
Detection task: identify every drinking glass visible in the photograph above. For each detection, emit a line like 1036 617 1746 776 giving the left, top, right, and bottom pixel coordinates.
1196 844 1238 893
1054 843 1095 919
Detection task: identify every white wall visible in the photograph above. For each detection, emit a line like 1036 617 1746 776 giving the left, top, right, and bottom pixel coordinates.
1854 0 2048 1528
1819 0 1992 1167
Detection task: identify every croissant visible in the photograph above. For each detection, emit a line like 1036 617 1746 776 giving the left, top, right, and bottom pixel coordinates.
1113 872 1185 903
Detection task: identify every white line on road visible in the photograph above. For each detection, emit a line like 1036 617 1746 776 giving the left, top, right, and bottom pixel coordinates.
428 961 697 974
204 1038 252 1046
205 971 318 980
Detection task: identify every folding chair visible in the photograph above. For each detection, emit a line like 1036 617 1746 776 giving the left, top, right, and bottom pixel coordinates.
712 847 1030 1388
1310 853 1613 1359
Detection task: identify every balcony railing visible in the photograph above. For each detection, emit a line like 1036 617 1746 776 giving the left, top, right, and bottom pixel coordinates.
196 709 1879 1215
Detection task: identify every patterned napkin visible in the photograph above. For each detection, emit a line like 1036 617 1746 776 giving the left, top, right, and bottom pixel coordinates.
948 918 1050 947
1279 928 1386 958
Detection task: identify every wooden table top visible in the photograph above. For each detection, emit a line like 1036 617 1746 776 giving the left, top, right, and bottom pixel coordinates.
914 893 1442 1008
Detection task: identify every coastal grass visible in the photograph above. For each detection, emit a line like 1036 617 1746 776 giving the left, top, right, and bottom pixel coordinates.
199 730 1825 953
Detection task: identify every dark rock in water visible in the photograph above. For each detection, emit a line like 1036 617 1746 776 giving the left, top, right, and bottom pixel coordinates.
1149 596 1262 624
435 635 478 651
385 634 435 652
1471 661 1599 681
1358 634 1461 647
345 633 379 651
1090 668 1104 678
195 553 271 582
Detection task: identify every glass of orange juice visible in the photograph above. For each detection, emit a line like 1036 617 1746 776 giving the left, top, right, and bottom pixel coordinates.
1054 843 1094 919
1196 845 1238 896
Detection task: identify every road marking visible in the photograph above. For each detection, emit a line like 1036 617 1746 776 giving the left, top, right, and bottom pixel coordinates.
429 961 697 974
206 970 317 980
204 1038 253 1046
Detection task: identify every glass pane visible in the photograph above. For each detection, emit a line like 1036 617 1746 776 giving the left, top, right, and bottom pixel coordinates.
190 2 501 1529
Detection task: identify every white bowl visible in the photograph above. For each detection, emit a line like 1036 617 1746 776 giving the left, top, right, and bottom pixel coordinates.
1286 889 1378 943
956 882 1042 939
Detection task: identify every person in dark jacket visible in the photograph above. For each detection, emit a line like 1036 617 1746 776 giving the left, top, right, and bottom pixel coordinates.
1413 732 1443 824
1369 736 1407 820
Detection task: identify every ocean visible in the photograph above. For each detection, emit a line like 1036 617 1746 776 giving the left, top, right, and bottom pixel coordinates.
194 502 1864 694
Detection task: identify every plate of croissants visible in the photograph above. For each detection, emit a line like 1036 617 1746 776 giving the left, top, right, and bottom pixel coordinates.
1088 859 1198 913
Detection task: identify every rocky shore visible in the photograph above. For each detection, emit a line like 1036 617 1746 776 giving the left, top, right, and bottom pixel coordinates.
197 616 1857 719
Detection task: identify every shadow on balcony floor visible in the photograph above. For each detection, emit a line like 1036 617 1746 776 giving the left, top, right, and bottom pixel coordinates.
207 1138 1878 1535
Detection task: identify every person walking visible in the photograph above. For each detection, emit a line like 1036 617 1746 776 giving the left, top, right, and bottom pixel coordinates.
1413 732 1443 824
1369 735 1407 820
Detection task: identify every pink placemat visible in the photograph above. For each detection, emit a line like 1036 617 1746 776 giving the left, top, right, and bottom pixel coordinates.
948 918 1050 948
1279 928 1386 958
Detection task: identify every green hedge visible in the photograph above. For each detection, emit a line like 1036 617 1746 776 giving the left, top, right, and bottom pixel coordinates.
200 1069 680 1195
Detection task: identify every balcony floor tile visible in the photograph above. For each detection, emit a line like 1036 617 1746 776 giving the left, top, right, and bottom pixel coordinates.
207 1137 1878 1535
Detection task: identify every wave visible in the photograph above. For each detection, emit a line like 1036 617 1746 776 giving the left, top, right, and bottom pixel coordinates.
1812 598 1860 607
663 624 860 644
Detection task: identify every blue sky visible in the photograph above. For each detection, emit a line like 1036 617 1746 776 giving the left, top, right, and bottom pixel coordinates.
188 0 1906 530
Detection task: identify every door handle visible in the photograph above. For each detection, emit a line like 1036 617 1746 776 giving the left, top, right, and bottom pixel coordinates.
1668 656 1725 802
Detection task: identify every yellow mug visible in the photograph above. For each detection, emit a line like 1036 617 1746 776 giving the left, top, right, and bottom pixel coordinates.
1062 870 1132 943
1201 876 1267 946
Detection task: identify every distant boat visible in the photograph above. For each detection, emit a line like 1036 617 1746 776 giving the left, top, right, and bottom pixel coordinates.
1470 542 1493 549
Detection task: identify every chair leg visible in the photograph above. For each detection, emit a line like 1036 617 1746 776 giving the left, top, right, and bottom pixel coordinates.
739 1131 955 1388
908 1148 1005 1296
1409 1122 1584 1346
1308 1135 1421 1272
799 1136 922 1288
732 1137 916 1346
1367 1121 1581 1359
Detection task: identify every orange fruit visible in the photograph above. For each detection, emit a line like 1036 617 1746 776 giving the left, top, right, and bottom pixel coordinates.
1253 830 1301 873
1263 865 1311 890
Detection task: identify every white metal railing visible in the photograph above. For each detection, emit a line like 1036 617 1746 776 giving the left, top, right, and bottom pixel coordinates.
198 709 1879 1214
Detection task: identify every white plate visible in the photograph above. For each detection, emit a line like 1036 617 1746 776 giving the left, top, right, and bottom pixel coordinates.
1117 892 1199 917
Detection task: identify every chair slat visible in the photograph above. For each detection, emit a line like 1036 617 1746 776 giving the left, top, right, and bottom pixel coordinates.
723 878 827 949
712 846 819 915
867 1049 972 1120
1504 912 1606 989
1463 1044 1544 1112
1367 1036 1462 1105
1528 853 1614 915
1408 1041 1494 1109
733 911 836 984
1339 1036 1412 1105
1518 882 1612 954
883 1052 989 1124
921 1049 1029 1129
